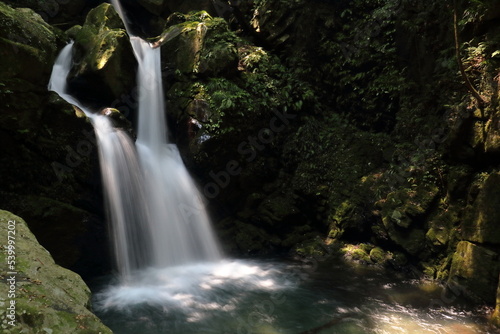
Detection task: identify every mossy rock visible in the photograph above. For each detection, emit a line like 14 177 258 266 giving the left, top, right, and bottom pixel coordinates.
448 241 500 303
485 111 500 155
369 247 388 264
380 185 439 229
70 3 137 106
377 185 438 255
328 200 364 240
492 279 500 328
230 220 275 254
462 172 500 245
341 244 373 264
0 2 64 85
159 12 237 76
0 210 112 333
426 209 460 248
294 237 330 257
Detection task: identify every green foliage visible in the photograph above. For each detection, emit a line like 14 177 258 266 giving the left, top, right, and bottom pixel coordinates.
191 45 316 136
462 0 496 25
281 0 404 131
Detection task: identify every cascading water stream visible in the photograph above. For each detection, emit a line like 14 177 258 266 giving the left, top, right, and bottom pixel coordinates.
49 0 221 279
111 0 222 268
48 43 153 278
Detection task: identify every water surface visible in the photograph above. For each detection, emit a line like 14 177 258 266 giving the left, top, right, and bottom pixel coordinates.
92 258 498 334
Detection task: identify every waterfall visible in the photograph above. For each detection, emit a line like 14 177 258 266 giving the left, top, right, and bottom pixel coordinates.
49 2 221 279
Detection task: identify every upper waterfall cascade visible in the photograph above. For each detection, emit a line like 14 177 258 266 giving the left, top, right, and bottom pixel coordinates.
49 0 221 278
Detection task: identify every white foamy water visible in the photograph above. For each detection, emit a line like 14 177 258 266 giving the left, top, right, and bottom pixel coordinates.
94 260 289 314
91 259 495 334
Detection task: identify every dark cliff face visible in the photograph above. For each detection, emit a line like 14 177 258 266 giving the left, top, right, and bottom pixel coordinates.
0 1 111 279
2 0 500 325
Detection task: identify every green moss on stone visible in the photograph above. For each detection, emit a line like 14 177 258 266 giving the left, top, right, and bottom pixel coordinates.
0 210 111 333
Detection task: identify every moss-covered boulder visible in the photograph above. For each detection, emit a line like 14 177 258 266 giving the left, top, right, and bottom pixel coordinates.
0 210 112 333
462 172 500 245
376 185 438 255
160 12 238 76
426 209 460 249
0 2 64 85
448 241 500 304
69 3 137 107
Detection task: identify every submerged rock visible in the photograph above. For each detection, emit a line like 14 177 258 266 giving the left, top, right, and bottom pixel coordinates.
0 210 112 333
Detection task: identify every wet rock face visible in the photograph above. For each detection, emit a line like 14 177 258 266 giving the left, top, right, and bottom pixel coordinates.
0 210 112 333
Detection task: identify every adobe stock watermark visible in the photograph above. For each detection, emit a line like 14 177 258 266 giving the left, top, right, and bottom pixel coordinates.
4 219 17 327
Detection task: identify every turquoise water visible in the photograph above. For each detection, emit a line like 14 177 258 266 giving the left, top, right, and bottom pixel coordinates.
92 258 498 334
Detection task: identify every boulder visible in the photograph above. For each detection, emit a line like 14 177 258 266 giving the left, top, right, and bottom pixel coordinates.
69 3 137 108
159 12 238 77
0 210 112 333
448 241 500 303
378 185 438 255
0 2 64 85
